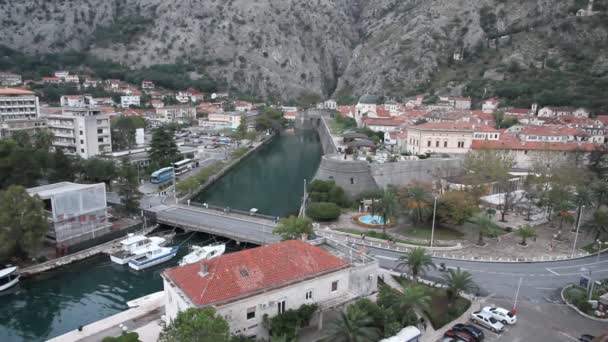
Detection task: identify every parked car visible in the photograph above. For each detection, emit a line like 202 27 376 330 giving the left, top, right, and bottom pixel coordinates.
470 311 505 333
444 329 475 342
579 335 595 342
482 306 517 325
453 323 485 340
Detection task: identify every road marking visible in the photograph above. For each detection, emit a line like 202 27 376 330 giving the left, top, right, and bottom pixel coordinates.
546 268 560 275
548 258 608 269
534 287 557 290
557 331 579 341
375 255 398 261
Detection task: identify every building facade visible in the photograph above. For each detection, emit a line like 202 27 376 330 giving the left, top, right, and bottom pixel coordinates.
155 106 196 123
0 87 45 138
120 95 141 108
46 107 112 158
0 72 22 86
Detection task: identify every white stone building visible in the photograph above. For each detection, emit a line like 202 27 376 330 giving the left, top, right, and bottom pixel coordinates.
482 98 499 113
155 105 196 123
120 95 141 108
60 95 94 108
406 121 497 155
161 239 378 340
46 107 112 158
0 72 22 86
0 87 45 138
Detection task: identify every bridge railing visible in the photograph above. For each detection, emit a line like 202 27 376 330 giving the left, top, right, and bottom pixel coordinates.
188 202 278 221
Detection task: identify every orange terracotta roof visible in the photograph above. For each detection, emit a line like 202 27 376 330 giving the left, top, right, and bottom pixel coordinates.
472 133 598 152
163 240 349 306
520 125 588 137
0 87 35 95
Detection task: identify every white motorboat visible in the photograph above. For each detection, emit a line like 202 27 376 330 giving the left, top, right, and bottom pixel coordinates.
128 246 179 271
109 234 168 265
0 266 19 292
179 243 226 266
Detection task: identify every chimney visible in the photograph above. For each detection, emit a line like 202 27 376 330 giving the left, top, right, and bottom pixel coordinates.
199 263 208 277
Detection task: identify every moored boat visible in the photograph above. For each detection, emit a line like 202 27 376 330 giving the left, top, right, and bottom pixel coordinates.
128 246 179 271
109 233 170 265
179 243 225 266
0 266 20 292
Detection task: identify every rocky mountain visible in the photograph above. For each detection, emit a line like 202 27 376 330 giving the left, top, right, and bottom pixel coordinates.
0 0 606 103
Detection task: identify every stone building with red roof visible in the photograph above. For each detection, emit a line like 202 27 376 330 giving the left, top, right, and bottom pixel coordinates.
161 239 378 339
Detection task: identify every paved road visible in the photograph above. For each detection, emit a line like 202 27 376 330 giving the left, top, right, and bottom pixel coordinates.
157 205 280 245
367 246 608 303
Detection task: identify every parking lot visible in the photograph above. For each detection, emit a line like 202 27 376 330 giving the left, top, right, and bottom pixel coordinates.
444 298 607 342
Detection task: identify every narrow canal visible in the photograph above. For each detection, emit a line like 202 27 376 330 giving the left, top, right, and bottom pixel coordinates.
194 129 323 217
0 129 323 341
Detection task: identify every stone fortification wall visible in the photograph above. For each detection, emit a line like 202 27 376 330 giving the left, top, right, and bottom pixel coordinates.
371 158 463 188
315 155 379 198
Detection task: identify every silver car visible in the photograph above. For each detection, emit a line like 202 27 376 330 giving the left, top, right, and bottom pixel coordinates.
471 310 505 333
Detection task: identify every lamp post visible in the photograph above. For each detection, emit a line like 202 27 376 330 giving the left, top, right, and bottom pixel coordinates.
571 206 584 257
596 240 604 263
430 196 437 248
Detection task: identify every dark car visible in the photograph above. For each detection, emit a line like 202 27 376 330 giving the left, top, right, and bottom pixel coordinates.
579 335 595 342
453 323 485 341
444 329 476 342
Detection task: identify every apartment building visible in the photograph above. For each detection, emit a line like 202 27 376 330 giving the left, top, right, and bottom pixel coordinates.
0 87 45 138
406 121 498 155
0 72 22 86
60 95 94 108
155 105 196 123
46 107 112 158
120 95 141 108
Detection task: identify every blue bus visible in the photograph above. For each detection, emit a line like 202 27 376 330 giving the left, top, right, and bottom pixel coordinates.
150 167 174 184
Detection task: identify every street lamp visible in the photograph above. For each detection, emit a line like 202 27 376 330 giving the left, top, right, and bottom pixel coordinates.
430 196 437 247
596 240 604 263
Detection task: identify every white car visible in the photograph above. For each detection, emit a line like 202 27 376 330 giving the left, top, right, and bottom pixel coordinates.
471 311 505 333
482 306 517 325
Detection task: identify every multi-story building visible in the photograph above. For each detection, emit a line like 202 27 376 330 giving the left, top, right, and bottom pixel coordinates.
406 121 498 155
141 80 155 89
27 182 111 246
155 105 196 123
0 72 22 86
120 95 141 108
46 107 112 158
206 112 242 128
162 239 378 339
0 87 45 138
60 95 94 108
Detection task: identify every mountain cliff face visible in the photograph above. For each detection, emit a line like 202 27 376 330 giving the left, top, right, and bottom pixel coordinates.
0 0 605 102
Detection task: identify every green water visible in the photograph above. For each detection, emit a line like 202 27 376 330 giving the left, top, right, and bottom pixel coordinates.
195 130 323 217
0 233 249 342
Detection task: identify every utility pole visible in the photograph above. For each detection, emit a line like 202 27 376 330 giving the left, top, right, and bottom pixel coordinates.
300 179 307 218
596 240 604 263
172 166 177 204
571 206 584 257
512 277 523 313
430 196 437 247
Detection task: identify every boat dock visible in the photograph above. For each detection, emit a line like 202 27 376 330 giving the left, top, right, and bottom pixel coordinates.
17 225 158 277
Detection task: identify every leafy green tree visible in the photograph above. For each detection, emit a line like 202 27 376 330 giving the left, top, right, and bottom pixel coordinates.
255 106 285 132
49 149 77 183
11 131 32 148
116 159 141 213
112 116 146 150
309 179 348 207
573 187 593 229
396 248 436 279
306 202 341 221
80 157 117 186
442 268 478 303
516 225 536 246
0 186 48 262
591 179 608 210
437 191 480 225
101 332 141 342
400 185 432 225
149 126 180 170
583 209 608 241
273 216 313 240
329 305 379 342
159 308 230 342
235 115 247 139
33 129 54 151
470 213 500 246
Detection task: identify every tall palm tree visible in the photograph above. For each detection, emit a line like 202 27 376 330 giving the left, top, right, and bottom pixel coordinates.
377 189 398 235
404 185 432 224
442 268 478 303
573 187 593 229
329 305 379 342
591 179 608 210
396 248 436 279
393 285 431 324
470 213 500 246
516 225 536 246
583 209 608 241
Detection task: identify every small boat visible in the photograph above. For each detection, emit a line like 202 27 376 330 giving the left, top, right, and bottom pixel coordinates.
109 233 169 265
179 243 226 266
0 266 20 292
128 246 179 271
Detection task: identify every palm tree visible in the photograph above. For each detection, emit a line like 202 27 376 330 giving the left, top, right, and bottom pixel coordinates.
573 187 593 229
583 209 608 241
394 285 431 323
470 213 500 246
404 185 432 224
329 305 379 342
377 189 398 235
516 225 536 246
442 268 478 303
396 248 436 279
591 179 608 210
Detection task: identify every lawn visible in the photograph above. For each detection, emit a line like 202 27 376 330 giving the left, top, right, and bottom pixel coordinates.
392 276 471 329
335 228 452 247
396 224 464 241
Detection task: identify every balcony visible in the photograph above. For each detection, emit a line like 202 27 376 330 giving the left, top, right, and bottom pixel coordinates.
53 140 76 147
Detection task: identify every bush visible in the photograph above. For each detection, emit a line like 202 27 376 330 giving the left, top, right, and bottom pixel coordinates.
307 202 341 221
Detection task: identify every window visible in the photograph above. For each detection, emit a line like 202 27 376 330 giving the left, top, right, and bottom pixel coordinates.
444 141 447 148
305 290 313 300
457 141 464 148
80 148 85 153
80 140 84 144
79 130 83 135
331 280 339 292
350 178 354 185
278 300 286 314
240 268 249 277
435 141 439 147
98 138 103 143
246 306 256 320
97 129 103 134
427 140 431 147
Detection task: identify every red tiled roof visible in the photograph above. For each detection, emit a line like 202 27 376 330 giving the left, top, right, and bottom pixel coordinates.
505 107 530 114
0 87 34 95
472 133 598 152
376 106 391 117
163 240 349 306
409 121 496 132
363 117 402 126
520 125 588 137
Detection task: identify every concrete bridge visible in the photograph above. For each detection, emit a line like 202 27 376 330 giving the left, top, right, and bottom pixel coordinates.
154 205 281 245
